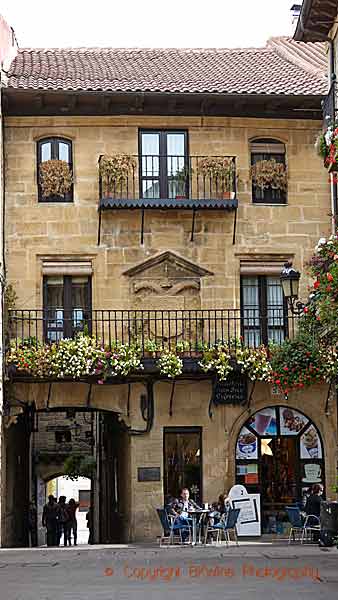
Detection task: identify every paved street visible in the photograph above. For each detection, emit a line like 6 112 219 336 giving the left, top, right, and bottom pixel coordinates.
0 542 337 599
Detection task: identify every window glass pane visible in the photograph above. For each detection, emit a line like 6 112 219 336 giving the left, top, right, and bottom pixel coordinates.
46 277 64 307
167 133 185 156
142 179 160 198
266 277 285 344
242 277 260 346
58 142 70 163
41 142 52 162
164 430 201 503
71 277 89 331
141 133 159 155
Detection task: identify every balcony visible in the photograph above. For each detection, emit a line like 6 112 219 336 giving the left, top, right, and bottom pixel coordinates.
97 154 238 244
7 308 297 383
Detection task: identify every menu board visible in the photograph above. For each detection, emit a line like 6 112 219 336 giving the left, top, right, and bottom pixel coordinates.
232 494 261 536
279 407 308 435
248 408 277 436
236 427 258 459
300 425 322 459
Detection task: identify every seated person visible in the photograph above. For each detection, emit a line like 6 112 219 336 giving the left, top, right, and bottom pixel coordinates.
209 492 231 527
305 484 323 542
168 488 201 541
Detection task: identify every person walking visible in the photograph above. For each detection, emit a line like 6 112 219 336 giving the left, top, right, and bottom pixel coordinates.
42 495 59 547
57 496 71 546
27 501 38 547
67 498 79 546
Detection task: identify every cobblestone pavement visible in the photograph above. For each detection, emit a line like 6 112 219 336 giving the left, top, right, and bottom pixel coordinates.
0 542 337 599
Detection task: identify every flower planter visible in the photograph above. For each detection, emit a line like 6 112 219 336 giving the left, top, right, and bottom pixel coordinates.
175 195 187 200
216 191 232 200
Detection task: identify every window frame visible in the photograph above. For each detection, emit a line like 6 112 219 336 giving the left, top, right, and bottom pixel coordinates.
43 275 92 341
240 275 288 346
138 129 189 199
37 137 73 203
250 138 287 205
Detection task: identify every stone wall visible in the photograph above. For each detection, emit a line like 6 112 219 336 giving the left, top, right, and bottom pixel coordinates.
4 114 337 542
4 115 330 307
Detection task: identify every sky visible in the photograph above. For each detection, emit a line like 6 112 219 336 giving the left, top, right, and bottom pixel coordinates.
0 0 300 49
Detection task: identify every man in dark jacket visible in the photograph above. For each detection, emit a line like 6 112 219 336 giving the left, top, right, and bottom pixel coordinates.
42 495 59 546
57 496 70 546
167 488 201 541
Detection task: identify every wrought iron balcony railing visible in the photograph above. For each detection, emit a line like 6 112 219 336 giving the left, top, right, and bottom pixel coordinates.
8 308 297 355
97 154 238 243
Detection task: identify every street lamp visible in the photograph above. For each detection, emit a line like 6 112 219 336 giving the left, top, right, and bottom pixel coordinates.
280 261 305 315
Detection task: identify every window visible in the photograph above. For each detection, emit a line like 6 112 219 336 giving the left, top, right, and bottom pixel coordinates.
43 275 91 342
163 427 202 503
250 138 287 204
139 130 188 199
241 276 287 346
37 137 73 202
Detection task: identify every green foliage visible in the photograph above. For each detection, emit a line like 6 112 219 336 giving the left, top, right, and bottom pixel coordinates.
64 454 96 480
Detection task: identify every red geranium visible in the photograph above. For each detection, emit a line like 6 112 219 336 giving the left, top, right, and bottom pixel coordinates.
314 280 320 289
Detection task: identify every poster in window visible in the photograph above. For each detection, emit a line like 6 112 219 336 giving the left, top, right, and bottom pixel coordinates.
301 462 322 483
300 425 322 459
236 427 258 459
279 407 308 435
248 408 277 436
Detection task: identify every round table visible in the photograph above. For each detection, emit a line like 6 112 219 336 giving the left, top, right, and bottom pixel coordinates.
187 509 210 546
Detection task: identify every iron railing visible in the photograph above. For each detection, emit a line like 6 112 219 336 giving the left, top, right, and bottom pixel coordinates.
98 155 237 201
8 308 298 354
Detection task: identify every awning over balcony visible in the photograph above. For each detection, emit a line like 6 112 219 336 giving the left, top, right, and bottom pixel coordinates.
99 197 238 210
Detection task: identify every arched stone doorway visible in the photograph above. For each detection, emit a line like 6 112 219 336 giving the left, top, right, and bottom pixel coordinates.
235 405 325 534
37 475 91 546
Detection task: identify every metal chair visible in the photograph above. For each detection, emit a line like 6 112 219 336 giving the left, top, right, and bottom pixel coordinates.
204 508 240 546
156 508 190 546
286 506 320 544
223 508 240 545
301 514 320 544
286 506 303 543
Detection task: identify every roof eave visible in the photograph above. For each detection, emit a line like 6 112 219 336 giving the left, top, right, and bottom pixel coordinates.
294 0 336 42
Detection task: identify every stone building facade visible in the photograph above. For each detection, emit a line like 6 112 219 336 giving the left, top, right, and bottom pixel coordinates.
1 38 337 545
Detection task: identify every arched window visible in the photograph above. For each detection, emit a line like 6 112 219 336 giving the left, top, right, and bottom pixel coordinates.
235 405 325 534
37 137 73 202
250 138 287 204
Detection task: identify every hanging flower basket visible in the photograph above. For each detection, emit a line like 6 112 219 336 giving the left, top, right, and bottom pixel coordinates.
39 159 73 198
198 157 235 196
250 159 287 192
99 154 136 197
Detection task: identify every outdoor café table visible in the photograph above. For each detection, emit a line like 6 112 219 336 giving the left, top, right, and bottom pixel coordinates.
187 509 210 546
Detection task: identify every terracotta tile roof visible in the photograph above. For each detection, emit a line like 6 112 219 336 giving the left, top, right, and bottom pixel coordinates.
6 37 327 96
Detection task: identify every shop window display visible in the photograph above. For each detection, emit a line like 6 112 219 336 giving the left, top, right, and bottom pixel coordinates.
235 406 325 534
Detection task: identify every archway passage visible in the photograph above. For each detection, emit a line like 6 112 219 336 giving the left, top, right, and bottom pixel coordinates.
37 476 91 546
235 405 325 534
